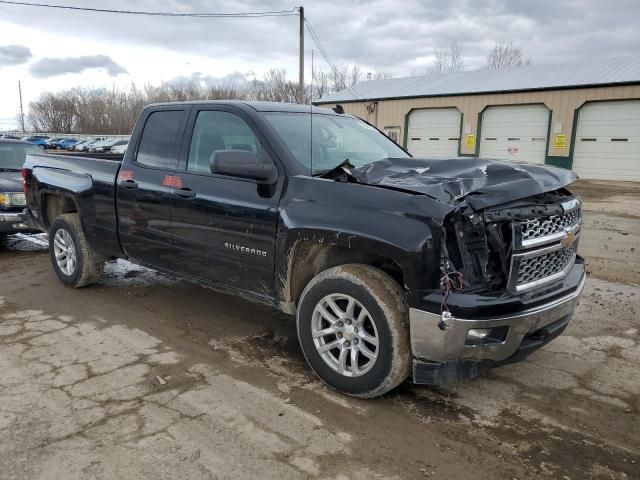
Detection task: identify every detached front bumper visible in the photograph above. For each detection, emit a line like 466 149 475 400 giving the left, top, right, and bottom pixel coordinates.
409 265 586 385
0 210 39 234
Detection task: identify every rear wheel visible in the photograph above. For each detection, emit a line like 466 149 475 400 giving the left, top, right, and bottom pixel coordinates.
296 264 411 398
49 213 104 288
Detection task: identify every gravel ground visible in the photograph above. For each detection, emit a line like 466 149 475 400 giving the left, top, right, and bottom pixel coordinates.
571 180 640 285
0 181 638 480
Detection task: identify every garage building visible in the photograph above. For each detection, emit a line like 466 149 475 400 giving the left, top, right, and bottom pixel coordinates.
314 57 640 181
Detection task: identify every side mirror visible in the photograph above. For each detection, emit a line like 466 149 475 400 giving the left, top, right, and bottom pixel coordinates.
210 149 275 182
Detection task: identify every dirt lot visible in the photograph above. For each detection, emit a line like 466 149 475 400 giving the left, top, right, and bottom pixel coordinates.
0 180 638 480
571 180 640 285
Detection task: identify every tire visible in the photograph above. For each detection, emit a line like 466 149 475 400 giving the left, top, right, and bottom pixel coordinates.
49 213 104 288
297 264 411 398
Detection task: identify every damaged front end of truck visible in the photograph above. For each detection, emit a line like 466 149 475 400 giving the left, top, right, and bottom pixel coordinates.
324 157 587 384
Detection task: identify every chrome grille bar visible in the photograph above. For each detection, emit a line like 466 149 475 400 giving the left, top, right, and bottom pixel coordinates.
508 197 581 294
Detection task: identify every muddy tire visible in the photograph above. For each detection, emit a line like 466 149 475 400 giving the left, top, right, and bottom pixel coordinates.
49 213 104 288
297 264 411 398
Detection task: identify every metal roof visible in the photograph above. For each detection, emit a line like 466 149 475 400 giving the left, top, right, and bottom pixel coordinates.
315 57 640 104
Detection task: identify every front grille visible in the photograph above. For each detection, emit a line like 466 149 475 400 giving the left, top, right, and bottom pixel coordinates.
516 244 577 286
520 209 581 242
507 197 581 293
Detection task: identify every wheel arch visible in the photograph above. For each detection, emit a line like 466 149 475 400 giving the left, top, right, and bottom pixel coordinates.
42 192 80 229
277 233 407 315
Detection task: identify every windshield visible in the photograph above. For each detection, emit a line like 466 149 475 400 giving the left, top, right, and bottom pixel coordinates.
262 112 409 173
0 143 42 171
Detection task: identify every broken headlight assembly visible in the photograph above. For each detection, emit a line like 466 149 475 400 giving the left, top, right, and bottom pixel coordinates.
441 212 510 292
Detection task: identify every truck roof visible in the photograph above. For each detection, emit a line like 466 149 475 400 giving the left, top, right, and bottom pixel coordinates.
146 100 341 115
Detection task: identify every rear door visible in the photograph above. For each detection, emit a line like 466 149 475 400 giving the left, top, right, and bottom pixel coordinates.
116 107 189 270
169 106 281 298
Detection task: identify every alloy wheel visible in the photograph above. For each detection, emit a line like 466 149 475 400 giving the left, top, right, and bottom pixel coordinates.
311 293 379 377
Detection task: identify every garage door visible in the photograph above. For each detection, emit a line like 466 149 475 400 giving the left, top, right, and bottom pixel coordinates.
572 101 640 181
480 105 549 164
407 108 461 157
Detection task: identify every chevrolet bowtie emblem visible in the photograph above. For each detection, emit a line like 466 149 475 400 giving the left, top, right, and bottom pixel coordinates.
561 230 576 248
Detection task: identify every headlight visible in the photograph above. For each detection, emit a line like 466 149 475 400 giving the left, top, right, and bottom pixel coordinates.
0 192 26 207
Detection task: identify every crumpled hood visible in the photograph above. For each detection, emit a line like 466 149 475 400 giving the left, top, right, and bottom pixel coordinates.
351 157 577 210
0 171 22 192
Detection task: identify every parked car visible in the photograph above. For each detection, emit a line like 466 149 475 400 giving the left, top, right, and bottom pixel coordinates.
45 137 67 149
47 137 77 149
72 141 90 151
75 140 96 152
0 139 42 237
86 139 111 152
24 135 50 148
23 101 585 398
111 142 128 154
78 137 108 152
57 138 80 150
90 138 129 153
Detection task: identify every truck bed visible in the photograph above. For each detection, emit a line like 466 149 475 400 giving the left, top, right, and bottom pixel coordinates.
52 151 124 161
24 152 123 258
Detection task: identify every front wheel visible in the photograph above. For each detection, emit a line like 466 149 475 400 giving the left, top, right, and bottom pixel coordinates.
297 264 411 398
49 213 104 288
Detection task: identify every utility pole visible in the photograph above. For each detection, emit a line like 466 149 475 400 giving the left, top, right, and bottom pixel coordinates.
18 81 25 133
298 6 304 104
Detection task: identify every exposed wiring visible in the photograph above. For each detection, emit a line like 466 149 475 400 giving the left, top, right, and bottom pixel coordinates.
439 271 464 330
0 1 298 18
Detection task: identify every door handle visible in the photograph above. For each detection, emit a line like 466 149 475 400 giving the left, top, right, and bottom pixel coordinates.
175 188 196 198
119 179 138 190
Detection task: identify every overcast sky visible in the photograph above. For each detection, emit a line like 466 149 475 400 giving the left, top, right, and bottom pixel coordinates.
0 0 639 130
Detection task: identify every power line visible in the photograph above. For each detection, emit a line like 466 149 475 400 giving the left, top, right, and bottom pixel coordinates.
304 17 367 102
0 1 298 17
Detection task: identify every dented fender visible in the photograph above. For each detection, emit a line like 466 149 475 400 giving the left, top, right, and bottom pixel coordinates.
275 176 455 311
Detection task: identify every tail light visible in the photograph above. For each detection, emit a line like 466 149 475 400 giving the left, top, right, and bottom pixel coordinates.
22 167 27 194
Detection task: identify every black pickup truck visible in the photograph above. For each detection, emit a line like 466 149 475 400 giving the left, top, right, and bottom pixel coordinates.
24 101 585 397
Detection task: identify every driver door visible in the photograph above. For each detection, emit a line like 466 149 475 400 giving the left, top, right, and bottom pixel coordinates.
169 107 281 298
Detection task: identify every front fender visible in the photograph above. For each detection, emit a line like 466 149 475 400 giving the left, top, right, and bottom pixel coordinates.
276 176 451 309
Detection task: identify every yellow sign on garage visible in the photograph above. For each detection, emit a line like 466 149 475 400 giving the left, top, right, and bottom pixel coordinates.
465 134 475 149
554 134 567 149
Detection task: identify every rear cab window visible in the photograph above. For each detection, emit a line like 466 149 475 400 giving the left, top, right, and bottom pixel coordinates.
135 110 186 170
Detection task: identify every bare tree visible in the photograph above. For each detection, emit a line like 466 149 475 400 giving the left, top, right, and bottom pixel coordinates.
426 40 465 74
346 64 363 88
486 41 532 69
373 70 394 80
247 68 298 103
330 64 348 92
27 65 374 133
329 63 364 92
311 69 331 101
28 91 76 133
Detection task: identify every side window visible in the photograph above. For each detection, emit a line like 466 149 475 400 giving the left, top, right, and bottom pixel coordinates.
187 111 259 174
136 110 185 169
